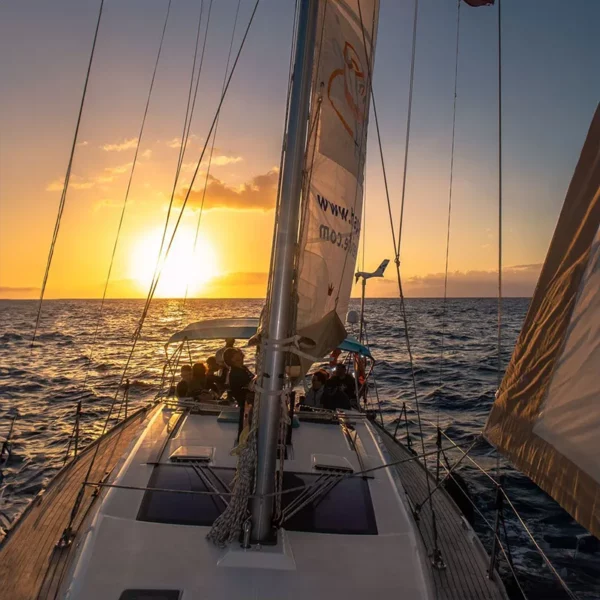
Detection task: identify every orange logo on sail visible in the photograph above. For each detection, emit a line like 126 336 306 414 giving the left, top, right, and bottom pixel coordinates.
327 41 367 140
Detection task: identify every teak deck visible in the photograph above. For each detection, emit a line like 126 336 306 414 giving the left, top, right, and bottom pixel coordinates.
377 425 508 600
0 406 151 600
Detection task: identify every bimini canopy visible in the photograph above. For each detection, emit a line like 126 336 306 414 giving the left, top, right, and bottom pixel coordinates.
166 318 373 359
167 318 259 345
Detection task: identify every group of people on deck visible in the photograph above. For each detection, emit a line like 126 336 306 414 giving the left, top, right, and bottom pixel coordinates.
175 337 359 412
301 363 357 410
176 338 254 404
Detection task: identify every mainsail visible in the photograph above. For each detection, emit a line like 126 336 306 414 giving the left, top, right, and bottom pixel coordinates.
484 103 600 537
295 0 379 363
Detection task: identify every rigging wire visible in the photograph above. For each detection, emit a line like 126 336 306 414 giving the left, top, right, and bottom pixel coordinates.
264 0 303 325
81 0 173 391
495 0 504 484
357 0 441 563
332 0 375 307
30 0 105 352
143 0 212 325
397 0 419 257
173 0 208 188
137 0 262 337
182 0 241 310
62 0 262 537
437 0 462 425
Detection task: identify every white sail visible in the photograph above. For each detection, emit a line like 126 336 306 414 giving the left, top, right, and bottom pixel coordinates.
484 103 600 537
296 0 379 362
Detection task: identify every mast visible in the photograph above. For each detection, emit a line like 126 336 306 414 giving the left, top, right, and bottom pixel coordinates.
251 0 318 541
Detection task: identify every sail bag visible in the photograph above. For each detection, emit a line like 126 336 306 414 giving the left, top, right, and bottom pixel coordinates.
295 0 379 365
484 103 600 537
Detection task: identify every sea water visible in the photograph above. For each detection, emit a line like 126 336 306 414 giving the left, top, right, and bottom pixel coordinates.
0 298 597 598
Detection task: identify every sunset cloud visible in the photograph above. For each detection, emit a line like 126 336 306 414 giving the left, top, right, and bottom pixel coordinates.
400 264 542 297
45 161 136 192
104 162 133 175
166 137 183 149
102 137 138 152
181 168 278 211
45 176 95 191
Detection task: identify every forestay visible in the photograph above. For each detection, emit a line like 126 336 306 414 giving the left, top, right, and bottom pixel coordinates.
484 103 600 538
295 0 379 364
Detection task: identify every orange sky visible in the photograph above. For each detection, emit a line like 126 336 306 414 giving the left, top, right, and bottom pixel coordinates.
1 0 599 300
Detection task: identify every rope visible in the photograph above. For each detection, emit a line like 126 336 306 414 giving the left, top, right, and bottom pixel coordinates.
437 0 461 427
397 0 419 256
30 0 104 351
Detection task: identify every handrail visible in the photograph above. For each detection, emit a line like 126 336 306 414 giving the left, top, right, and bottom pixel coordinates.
393 401 579 600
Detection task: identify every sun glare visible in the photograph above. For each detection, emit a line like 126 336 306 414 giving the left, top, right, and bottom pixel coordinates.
129 227 219 297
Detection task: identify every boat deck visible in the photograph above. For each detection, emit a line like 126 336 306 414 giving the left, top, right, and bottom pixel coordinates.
377 424 507 600
0 406 152 600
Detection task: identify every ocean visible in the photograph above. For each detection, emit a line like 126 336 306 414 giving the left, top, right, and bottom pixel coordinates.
0 298 598 599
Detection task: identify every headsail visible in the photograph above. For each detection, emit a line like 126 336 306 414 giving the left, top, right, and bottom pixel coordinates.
484 103 600 537
296 0 379 365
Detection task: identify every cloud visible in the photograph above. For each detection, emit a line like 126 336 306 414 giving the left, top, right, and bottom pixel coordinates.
182 154 242 172
104 162 133 175
45 160 139 192
77 140 89 147
0 286 40 299
400 264 542 297
102 137 138 152
181 168 278 211
207 154 242 167
45 176 95 191
166 137 182 149
141 149 152 159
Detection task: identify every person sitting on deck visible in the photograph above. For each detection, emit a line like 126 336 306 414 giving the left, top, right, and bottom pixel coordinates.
216 337 236 368
176 364 193 397
302 370 328 409
205 355 222 393
322 380 352 411
327 363 357 406
188 362 207 397
224 348 254 403
224 348 255 439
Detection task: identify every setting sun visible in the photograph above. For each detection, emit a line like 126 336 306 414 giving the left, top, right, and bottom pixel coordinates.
129 226 219 298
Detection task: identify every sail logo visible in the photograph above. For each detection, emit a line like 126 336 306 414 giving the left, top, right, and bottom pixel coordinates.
327 41 367 142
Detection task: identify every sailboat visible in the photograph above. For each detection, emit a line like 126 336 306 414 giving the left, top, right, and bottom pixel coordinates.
0 0 597 599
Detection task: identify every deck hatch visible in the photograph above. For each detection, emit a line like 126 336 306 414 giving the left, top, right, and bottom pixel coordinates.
137 466 377 534
119 591 181 600
169 445 214 463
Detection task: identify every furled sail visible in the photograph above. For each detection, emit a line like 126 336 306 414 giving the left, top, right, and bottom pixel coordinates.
295 0 379 364
484 103 600 537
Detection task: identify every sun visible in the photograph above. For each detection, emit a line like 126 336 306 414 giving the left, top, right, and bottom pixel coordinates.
129 226 219 297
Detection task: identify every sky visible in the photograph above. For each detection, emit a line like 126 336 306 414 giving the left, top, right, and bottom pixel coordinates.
0 0 598 299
